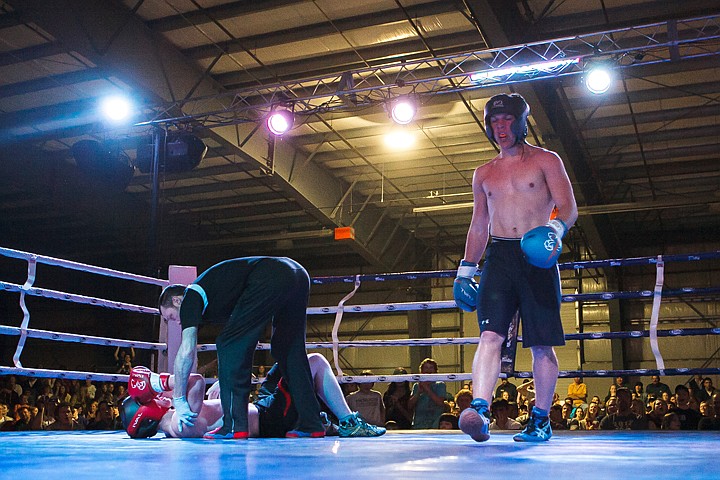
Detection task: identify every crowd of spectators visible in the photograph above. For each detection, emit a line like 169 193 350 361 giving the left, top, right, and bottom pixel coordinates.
0 348 138 432
0 374 126 431
2 350 718 434
339 364 720 433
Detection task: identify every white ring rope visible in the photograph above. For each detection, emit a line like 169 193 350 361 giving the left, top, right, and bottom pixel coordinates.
649 255 666 372
1 246 718 385
0 281 160 313
0 325 164 350
14 255 37 368
308 300 456 315
331 274 361 377
0 246 168 368
0 247 168 286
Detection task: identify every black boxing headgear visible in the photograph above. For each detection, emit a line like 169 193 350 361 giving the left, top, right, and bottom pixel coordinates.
484 93 530 145
120 396 163 438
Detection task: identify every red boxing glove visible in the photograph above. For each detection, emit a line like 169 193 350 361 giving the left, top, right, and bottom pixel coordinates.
120 396 170 438
128 366 171 404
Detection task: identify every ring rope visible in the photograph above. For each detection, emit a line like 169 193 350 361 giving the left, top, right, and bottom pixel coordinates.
3 365 720 385
233 326 720 351
302 287 720 317
0 246 169 286
14 255 37 368
0 280 160 313
0 325 165 350
309 251 720 284
1 246 167 368
331 274 361 377
649 255 666 372
2 246 719 386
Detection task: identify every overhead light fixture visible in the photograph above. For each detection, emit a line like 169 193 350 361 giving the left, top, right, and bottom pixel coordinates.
390 97 416 125
135 132 208 173
470 57 580 83
99 95 134 123
412 202 473 213
267 109 294 135
71 139 135 190
585 63 613 94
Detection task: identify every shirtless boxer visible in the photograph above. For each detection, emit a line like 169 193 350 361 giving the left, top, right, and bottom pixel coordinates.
453 93 578 442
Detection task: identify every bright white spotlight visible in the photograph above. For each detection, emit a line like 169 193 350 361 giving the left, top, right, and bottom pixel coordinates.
384 130 415 149
267 110 294 135
585 66 612 94
390 98 416 125
100 95 133 123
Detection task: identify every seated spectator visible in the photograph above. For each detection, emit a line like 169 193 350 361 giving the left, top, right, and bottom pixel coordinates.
661 412 681 430
645 375 671 402
0 377 20 411
438 413 459 430
9 405 37 431
0 402 13 426
599 387 648 430
494 378 517 404
507 401 519 422
453 388 473 415
55 383 72 404
115 384 128 403
548 404 567 430
45 402 82 431
633 381 644 402
604 383 618 404
345 370 385 427
383 368 412 429
85 400 99 423
516 378 535 405
489 398 521 430
561 401 574 429
700 377 717 402
698 393 720 430
35 395 61 429
699 399 713 418
580 401 601 430
80 379 96 405
646 398 668 430
74 404 89 429
630 398 646 417
86 400 121 430
569 406 585 430
516 400 532 426
669 384 702 430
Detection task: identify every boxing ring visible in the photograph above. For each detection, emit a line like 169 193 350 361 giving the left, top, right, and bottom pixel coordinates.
1 246 719 479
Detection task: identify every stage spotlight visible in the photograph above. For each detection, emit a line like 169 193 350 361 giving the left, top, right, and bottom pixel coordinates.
384 130 415 149
390 98 416 125
267 110 294 135
585 64 613 94
100 95 133 123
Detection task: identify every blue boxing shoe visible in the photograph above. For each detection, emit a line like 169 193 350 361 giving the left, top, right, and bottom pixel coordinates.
513 407 552 442
459 398 491 442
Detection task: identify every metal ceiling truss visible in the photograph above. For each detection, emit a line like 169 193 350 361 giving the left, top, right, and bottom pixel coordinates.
142 14 720 128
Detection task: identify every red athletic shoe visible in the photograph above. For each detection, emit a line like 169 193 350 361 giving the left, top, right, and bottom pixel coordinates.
203 426 249 440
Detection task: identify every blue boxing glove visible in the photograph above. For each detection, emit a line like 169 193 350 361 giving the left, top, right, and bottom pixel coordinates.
521 219 567 268
454 260 480 312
